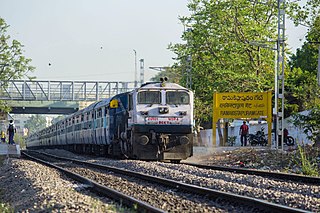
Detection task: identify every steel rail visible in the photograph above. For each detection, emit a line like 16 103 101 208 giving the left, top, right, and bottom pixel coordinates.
182 162 320 184
21 151 165 213
27 150 310 213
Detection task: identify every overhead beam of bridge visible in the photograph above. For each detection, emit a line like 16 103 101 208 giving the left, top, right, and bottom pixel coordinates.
8 100 87 114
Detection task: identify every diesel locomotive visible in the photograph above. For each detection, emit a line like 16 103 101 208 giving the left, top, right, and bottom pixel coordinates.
26 78 194 162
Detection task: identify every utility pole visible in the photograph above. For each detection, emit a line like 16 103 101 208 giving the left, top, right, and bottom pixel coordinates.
133 49 137 88
275 0 286 150
186 55 192 89
186 28 192 89
139 59 144 85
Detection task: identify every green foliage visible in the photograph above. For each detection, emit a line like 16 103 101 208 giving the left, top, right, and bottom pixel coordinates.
297 145 319 176
287 0 320 29
285 67 320 115
0 188 13 213
0 17 35 112
287 14 320 116
287 7 320 138
14 134 26 149
169 0 282 125
24 115 47 135
150 67 181 83
165 0 320 127
289 43 318 74
227 136 237 146
0 203 13 213
292 105 320 143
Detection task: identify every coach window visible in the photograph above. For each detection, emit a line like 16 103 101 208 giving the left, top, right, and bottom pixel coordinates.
138 91 160 104
166 91 189 105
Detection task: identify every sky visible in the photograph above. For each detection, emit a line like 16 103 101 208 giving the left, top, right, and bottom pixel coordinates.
0 0 307 83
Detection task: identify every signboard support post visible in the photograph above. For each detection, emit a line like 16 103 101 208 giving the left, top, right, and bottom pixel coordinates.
212 92 217 147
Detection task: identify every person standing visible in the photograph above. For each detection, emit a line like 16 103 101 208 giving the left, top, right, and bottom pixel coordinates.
1 130 6 143
7 120 16 145
239 121 249 146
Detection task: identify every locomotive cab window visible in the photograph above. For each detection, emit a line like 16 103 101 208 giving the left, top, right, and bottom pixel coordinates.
166 91 189 105
138 91 160 104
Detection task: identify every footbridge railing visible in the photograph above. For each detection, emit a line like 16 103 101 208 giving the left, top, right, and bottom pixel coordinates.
0 80 135 101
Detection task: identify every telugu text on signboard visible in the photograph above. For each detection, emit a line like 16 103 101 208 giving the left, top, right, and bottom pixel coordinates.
213 92 271 120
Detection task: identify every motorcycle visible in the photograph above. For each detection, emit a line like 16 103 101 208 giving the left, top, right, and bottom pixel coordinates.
278 129 295 146
278 135 295 146
248 127 268 146
285 136 295 146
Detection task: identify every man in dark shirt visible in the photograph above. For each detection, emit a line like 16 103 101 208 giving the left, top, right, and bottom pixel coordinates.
239 121 249 146
7 120 16 145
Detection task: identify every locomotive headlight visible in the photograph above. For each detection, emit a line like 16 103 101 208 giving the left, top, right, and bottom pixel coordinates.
138 135 149 145
179 111 187 116
159 107 169 114
179 136 190 145
140 111 149 115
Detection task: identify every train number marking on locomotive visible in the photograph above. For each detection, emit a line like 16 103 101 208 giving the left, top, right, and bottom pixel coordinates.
146 117 181 125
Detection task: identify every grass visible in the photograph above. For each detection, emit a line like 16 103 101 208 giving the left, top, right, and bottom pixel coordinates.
296 145 319 176
207 147 320 177
0 189 13 213
0 203 13 213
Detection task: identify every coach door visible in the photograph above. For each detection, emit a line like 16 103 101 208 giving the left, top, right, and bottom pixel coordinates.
104 107 110 144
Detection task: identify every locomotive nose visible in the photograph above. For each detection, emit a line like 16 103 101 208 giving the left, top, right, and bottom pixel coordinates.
179 136 190 145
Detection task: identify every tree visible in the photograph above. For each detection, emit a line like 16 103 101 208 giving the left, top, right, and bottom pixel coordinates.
168 0 320 127
292 106 320 144
24 115 47 135
169 0 280 126
289 14 320 143
0 18 35 112
150 66 182 83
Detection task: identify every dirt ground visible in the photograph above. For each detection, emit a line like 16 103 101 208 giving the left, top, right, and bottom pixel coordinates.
188 146 320 175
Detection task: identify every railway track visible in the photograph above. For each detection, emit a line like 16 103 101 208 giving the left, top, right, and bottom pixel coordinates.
21 150 164 213
22 150 311 213
182 162 320 184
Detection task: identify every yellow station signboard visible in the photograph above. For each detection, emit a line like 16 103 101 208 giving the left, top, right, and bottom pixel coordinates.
213 91 272 146
213 92 272 120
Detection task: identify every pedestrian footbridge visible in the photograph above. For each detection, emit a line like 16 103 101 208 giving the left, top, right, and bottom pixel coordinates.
0 80 135 114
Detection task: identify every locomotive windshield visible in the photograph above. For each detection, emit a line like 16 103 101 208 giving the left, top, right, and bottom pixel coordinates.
138 91 161 104
166 91 189 105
